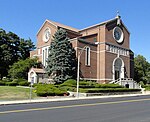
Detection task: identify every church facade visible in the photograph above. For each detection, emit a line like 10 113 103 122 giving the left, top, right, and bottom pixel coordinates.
30 15 134 84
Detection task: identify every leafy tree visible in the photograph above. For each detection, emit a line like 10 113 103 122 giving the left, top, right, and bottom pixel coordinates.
8 57 42 79
0 28 35 79
134 55 150 84
46 28 77 84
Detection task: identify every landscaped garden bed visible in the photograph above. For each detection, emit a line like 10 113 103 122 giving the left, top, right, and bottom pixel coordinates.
35 79 141 97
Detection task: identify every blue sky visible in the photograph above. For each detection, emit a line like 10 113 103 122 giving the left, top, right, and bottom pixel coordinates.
0 0 150 61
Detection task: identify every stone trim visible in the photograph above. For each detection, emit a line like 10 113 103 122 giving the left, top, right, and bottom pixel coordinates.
74 47 97 53
81 78 113 81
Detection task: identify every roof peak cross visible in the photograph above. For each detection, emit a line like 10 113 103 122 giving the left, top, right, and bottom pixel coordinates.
116 11 121 19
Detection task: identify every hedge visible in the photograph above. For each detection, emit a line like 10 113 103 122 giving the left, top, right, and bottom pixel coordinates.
0 81 5 86
19 81 30 86
79 85 95 88
60 79 77 87
61 79 123 89
36 84 66 97
2 78 12 82
13 79 28 83
5 82 18 86
59 86 76 92
80 88 141 93
94 84 123 88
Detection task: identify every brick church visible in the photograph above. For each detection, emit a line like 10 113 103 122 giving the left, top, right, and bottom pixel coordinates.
29 14 134 85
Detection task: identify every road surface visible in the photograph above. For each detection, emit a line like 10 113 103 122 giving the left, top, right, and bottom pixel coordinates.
1 95 150 122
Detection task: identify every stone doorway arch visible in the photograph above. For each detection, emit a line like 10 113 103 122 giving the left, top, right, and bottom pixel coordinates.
112 57 125 80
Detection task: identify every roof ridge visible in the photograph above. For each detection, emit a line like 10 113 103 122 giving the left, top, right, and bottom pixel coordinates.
79 18 117 31
47 19 79 32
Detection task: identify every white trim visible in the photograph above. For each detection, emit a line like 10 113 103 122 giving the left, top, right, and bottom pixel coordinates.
28 69 38 83
79 18 130 34
35 54 42 57
37 45 51 49
85 46 90 66
99 78 113 81
113 26 124 43
42 46 50 67
79 18 116 31
95 41 130 50
42 49 45 66
81 78 113 81
45 48 47 66
106 50 130 57
74 47 97 53
38 49 40 55
97 50 106 53
69 38 78 42
112 57 125 81
43 27 51 43
37 19 57 36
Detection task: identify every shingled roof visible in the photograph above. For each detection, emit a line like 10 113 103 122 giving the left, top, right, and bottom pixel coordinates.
30 68 46 74
37 19 79 35
37 16 129 35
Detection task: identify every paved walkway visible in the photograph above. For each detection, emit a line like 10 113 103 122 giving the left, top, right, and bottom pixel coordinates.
1 91 150 106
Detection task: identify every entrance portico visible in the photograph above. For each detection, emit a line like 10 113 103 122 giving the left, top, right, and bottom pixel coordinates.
113 57 125 81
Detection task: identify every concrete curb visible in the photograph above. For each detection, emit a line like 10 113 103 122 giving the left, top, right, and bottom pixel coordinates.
1 93 150 106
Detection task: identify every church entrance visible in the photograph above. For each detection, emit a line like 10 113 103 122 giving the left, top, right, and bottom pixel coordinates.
115 70 120 80
113 57 124 80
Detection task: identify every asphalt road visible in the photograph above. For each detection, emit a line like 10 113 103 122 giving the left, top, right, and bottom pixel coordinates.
1 95 150 122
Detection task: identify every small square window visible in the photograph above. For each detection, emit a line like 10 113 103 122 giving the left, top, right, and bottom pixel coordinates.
93 38 97 42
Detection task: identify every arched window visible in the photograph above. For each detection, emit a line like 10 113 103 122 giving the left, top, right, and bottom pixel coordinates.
42 50 45 66
114 58 122 70
45 48 47 66
85 46 90 66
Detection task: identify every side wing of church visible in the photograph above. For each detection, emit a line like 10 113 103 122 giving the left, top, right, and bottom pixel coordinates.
29 15 135 85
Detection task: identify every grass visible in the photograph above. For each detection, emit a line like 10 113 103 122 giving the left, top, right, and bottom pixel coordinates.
0 86 37 101
145 86 150 91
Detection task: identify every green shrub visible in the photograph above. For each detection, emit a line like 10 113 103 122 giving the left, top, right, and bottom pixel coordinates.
59 86 76 92
80 88 141 93
79 85 95 88
0 81 5 86
2 78 12 82
79 81 89 85
79 81 97 86
53 89 64 96
145 86 150 91
5 82 18 86
13 78 27 83
19 81 30 86
95 84 123 88
61 79 98 88
32 83 37 87
60 79 77 87
36 84 66 97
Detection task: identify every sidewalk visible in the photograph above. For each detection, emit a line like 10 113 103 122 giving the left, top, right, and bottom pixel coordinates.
1 91 150 106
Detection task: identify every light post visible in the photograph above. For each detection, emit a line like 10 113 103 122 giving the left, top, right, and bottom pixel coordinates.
30 77 34 101
76 42 100 98
76 46 88 98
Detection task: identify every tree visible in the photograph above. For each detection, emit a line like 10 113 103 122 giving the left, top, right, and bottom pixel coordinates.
46 28 77 84
0 28 35 79
134 55 150 84
8 57 42 79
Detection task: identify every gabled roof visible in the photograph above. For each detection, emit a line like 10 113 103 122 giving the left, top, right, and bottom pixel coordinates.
37 19 79 35
37 17 130 36
79 18 117 31
79 17 130 34
30 68 46 74
47 19 79 32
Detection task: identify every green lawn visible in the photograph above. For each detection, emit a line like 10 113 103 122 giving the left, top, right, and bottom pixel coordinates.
0 86 37 101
